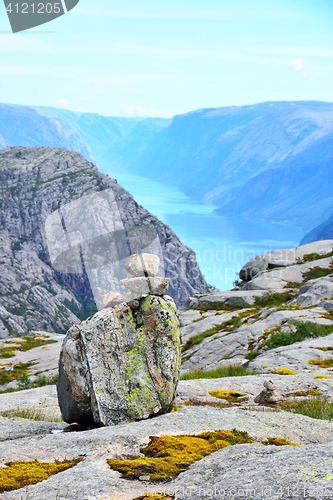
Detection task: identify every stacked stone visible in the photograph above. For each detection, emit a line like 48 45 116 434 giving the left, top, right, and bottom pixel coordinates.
121 253 170 299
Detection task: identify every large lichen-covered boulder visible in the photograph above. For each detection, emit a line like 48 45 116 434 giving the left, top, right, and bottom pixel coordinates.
57 295 180 427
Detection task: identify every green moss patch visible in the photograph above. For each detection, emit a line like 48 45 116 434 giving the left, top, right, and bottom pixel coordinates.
261 321 333 351
308 358 333 368
302 265 333 282
279 397 333 420
180 364 257 380
253 291 297 310
262 437 301 446
0 459 81 493
182 311 254 353
107 429 254 483
209 389 248 403
301 252 333 263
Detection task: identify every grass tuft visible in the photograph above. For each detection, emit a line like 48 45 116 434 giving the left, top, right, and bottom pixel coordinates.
261 321 333 351
0 407 63 422
302 266 333 282
180 364 257 380
280 396 333 420
0 373 58 393
182 311 255 352
253 291 297 310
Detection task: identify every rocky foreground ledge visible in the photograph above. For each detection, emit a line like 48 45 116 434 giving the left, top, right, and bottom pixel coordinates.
1 240 333 498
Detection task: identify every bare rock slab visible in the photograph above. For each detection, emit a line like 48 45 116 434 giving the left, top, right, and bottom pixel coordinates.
57 295 180 427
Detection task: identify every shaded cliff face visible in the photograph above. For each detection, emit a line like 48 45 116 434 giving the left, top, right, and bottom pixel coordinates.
0 146 208 338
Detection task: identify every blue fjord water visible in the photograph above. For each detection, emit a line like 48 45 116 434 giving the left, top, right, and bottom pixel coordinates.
102 168 304 291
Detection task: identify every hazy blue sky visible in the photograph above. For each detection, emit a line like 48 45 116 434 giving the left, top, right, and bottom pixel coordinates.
0 0 333 117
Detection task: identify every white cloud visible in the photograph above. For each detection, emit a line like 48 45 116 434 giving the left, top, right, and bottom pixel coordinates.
120 105 173 118
56 99 72 108
288 58 304 72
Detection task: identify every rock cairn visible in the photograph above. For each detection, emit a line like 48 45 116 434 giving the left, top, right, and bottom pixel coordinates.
120 253 170 299
57 253 180 427
254 380 283 405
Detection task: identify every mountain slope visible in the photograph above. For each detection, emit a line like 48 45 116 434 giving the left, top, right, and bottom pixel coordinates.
31 105 171 168
0 146 208 338
0 104 89 156
2 101 333 231
0 103 171 171
131 101 333 229
300 212 333 244
215 155 333 228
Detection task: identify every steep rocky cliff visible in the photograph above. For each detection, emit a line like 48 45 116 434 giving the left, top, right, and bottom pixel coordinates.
0 146 208 338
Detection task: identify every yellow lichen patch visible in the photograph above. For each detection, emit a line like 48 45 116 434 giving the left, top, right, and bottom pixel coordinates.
308 359 333 368
0 459 81 493
134 495 174 500
208 390 248 403
107 429 254 483
0 362 35 385
315 346 333 351
261 365 268 369
314 375 331 379
0 347 16 359
294 389 322 397
262 437 301 446
273 368 297 375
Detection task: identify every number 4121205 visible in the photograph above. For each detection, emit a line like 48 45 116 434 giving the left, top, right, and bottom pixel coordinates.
5 3 62 14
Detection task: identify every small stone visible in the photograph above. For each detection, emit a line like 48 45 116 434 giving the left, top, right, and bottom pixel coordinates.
121 276 170 297
139 475 150 482
102 292 124 308
125 253 160 277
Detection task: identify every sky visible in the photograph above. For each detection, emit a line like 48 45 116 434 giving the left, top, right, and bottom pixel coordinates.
0 0 333 117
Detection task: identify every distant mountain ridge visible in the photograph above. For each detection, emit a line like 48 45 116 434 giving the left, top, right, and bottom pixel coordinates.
131 101 333 230
1 101 333 231
0 103 170 170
